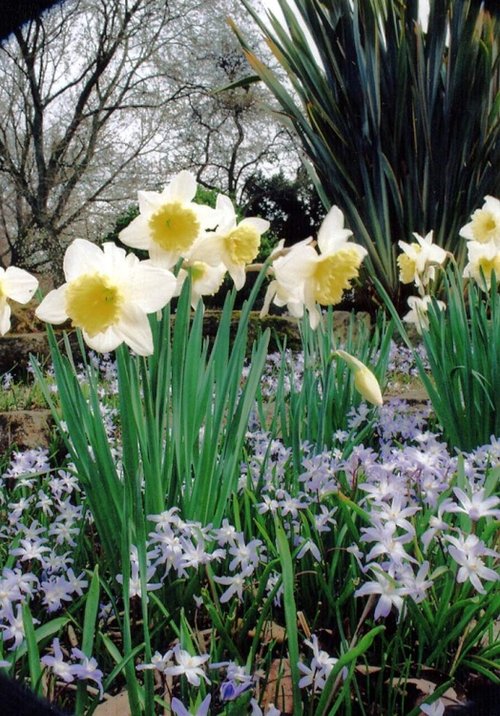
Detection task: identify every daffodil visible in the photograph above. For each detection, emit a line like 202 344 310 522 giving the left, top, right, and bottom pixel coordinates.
0 266 39 336
463 240 500 291
459 195 500 248
397 231 447 290
196 194 269 290
174 259 227 309
119 171 217 267
260 238 313 322
403 295 446 334
333 349 383 406
35 239 176 355
263 206 367 328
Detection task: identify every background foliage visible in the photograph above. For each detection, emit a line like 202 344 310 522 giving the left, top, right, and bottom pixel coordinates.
235 0 500 308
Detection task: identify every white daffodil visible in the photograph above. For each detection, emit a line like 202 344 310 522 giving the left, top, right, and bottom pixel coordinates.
196 194 269 290
119 171 217 268
35 239 176 355
0 266 39 336
333 349 383 406
397 231 447 290
463 240 500 291
459 195 500 248
174 260 227 309
403 295 446 334
262 206 367 328
260 237 313 322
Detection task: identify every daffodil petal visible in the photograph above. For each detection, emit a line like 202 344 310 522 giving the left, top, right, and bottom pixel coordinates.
238 217 270 234
334 349 366 372
3 267 39 303
307 303 321 329
130 263 176 313
0 300 11 336
83 327 123 353
192 233 224 265
63 239 104 281
215 193 236 218
119 213 151 250
260 280 277 318
102 242 127 268
117 304 154 356
228 264 246 291
148 243 181 268
35 286 68 324
138 190 163 213
317 205 352 254
167 170 197 202
333 349 383 405
354 368 383 406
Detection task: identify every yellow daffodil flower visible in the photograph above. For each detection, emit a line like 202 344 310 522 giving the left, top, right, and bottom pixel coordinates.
197 194 269 290
35 239 176 355
397 231 447 290
119 171 217 268
463 240 500 291
403 295 446 334
459 195 500 248
174 260 227 309
262 206 367 328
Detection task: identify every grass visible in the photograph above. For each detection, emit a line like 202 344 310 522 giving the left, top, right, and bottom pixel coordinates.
0 377 49 411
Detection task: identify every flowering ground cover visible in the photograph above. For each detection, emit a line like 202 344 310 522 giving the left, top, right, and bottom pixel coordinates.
0 340 498 716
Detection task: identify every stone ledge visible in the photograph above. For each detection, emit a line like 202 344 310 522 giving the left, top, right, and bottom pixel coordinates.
0 409 54 455
0 311 373 374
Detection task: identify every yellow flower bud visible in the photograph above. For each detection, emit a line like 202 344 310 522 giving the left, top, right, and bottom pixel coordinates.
333 349 383 406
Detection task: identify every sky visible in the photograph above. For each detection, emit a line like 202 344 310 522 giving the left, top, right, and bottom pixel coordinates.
260 0 432 33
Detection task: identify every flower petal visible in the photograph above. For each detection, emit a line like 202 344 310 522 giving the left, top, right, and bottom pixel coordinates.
138 190 163 213
214 193 237 231
119 213 152 250
191 233 224 265
227 264 246 291
333 348 365 372
166 170 197 202
0 299 11 335
63 239 104 281
333 349 383 405
35 286 68 324
117 304 154 355
129 263 177 313
215 193 236 216
317 205 352 253
83 327 122 353
239 217 270 235
3 267 39 303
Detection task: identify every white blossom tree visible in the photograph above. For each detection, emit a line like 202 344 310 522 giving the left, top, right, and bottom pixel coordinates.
157 0 296 201
0 0 193 274
0 0 298 276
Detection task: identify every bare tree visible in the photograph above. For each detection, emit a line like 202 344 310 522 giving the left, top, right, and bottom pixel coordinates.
0 0 197 275
159 1 298 202
0 0 300 276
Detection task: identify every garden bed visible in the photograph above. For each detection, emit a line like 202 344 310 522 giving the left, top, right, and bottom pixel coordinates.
0 327 497 716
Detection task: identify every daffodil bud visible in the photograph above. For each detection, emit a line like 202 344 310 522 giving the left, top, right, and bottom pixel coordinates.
333 349 383 406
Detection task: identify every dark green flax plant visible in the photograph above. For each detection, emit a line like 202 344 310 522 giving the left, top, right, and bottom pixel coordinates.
234 0 499 307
